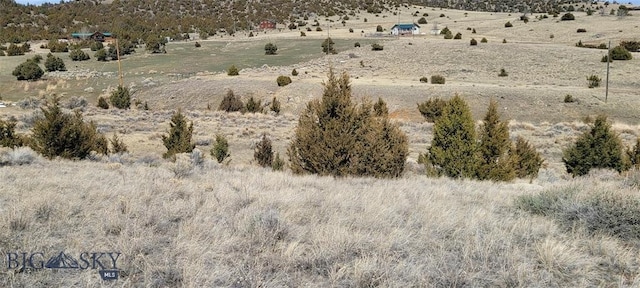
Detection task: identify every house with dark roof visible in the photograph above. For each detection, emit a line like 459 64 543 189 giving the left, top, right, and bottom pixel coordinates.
391 23 420 36
70 32 113 43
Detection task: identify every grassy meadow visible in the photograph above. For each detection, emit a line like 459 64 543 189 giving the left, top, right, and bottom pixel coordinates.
0 38 377 103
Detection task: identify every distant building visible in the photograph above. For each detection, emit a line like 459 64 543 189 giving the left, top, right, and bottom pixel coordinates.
430 24 442 35
70 32 113 43
391 23 420 36
259 20 277 30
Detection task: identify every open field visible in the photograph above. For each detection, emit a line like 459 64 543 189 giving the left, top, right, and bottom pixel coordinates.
2 3 640 286
0 38 379 104
1 157 640 286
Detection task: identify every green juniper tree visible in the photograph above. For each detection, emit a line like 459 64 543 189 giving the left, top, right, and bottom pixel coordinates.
31 96 107 159
476 100 515 181
264 42 278 55
162 110 195 159
417 97 448 122
288 69 408 178
321 37 336 54
512 136 544 180
0 118 25 148
425 94 478 178
211 134 230 163
145 35 167 53
109 133 128 154
90 41 104 51
95 48 108 61
12 59 44 81
245 96 262 113
69 48 90 61
6 43 25 56
44 53 66 72
563 115 629 176
109 85 131 109
219 90 244 112
254 133 274 167
227 65 239 76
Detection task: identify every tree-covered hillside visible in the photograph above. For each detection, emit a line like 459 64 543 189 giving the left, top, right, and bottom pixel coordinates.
0 0 396 43
409 0 594 13
1 0 600 44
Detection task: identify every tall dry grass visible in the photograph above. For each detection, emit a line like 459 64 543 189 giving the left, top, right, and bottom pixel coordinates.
1 158 640 287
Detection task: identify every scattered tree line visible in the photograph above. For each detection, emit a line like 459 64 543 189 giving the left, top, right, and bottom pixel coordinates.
418 95 543 181
0 96 127 160
2 71 639 180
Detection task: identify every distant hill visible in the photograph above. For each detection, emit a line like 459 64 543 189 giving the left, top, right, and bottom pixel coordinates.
409 0 594 13
0 0 609 43
0 0 395 43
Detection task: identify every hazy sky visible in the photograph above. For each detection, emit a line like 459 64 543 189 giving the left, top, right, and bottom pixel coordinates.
15 0 61 5
13 0 640 6
15 0 70 4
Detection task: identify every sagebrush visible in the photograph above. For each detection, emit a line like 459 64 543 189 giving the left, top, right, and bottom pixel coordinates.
219 90 244 112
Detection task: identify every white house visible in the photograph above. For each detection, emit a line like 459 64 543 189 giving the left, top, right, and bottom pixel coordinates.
391 23 420 36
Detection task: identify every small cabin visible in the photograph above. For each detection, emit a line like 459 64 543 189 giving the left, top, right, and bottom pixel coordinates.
70 32 113 43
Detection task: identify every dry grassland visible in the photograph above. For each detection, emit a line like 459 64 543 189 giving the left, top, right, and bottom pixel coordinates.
1 157 640 287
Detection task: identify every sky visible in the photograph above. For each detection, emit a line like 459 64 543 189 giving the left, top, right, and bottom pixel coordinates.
14 0 67 5
13 0 640 6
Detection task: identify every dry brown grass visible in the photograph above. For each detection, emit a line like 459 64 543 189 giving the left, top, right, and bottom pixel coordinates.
2 158 640 286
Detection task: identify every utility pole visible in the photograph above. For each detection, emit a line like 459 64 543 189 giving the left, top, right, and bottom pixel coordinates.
397 10 400 40
327 22 330 55
605 40 611 103
116 38 123 87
